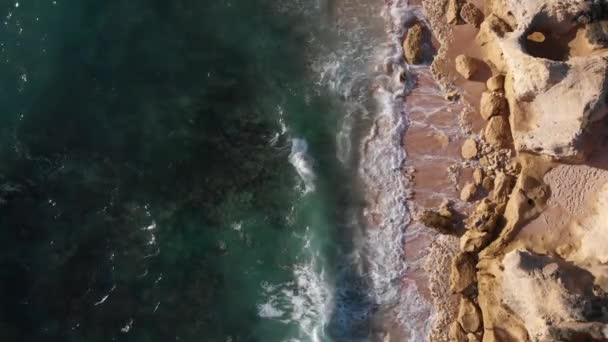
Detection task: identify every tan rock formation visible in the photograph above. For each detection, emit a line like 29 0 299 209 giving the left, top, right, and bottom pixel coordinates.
486 75 505 91
502 250 608 341
449 321 468 342
457 297 482 333
460 3 484 27
476 0 608 160
450 252 476 293
461 138 478 160
402 24 424 64
480 91 508 120
460 182 477 202
460 229 491 253
455 55 479 79
446 0 462 25
484 115 511 148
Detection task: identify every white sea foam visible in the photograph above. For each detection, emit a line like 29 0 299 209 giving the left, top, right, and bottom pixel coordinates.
289 138 317 193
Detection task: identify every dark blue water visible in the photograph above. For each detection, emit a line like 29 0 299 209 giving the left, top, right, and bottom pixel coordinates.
0 0 393 341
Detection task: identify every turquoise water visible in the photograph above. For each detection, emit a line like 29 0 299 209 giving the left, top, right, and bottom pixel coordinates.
0 0 389 341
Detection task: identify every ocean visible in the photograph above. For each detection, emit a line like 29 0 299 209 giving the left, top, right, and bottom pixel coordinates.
0 0 430 341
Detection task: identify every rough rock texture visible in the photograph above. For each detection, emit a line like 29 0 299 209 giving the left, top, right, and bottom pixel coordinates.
502 250 608 341
446 0 462 25
403 23 424 65
486 74 505 91
460 182 477 202
492 172 514 204
450 252 477 293
419 209 453 234
484 115 511 148
465 199 499 233
460 229 491 252
466 333 481 342
473 168 484 185
460 3 484 27
480 91 508 120
449 320 468 342
461 138 478 159
455 55 479 79
457 297 482 333
477 0 608 161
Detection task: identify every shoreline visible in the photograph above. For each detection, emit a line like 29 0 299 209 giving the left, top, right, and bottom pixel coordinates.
404 0 608 341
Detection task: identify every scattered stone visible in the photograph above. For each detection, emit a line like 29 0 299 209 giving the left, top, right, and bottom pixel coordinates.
460 229 492 252
460 183 477 202
455 55 479 80
457 297 482 332
466 199 499 233
473 168 484 185
461 138 478 160
480 91 508 120
419 209 453 234
450 252 477 293
486 75 505 91
402 24 424 64
484 115 511 148
449 321 468 342
482 176 494 192
526 31 545 42
446 0 462 25
460 3 484 27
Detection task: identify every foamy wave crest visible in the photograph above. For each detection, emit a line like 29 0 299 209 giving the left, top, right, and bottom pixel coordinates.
289 138 316 193
257 240 333 342
357 0 435 339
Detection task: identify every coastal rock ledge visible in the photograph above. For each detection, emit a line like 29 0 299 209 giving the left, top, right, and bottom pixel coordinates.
479 0 608 161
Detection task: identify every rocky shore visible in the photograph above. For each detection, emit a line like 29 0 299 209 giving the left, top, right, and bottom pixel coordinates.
404 0 608 341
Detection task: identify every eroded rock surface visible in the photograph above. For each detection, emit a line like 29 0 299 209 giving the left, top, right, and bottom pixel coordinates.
477 0 608 161
502 249 608 341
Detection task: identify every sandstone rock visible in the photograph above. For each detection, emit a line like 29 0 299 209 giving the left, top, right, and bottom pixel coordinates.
449 321 468 342
419 209 453 234
486 74 505 91
446 0 461 25
482 176 494 192
478 0 608 161
402 24 424 65
460 3 484 27
466 333 481 342
473 168 483 185
475 14 512 72
455 55 479 80
484 116 511 148
457 297 482 333
461 138 478 160
450 252 477 293
502 249 608 341
465 199 498 233
492 172 514 204
480 91 508 120
460 229 492 253
460 183 477 202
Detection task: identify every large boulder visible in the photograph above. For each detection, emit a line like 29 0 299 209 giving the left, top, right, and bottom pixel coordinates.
477 0 608 161
403 24 424 64
502 250 608 341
